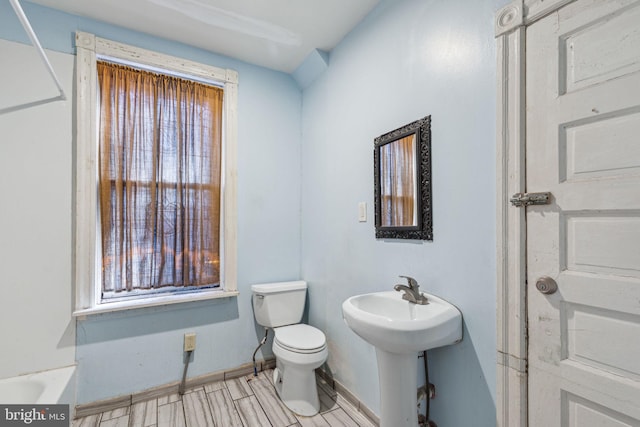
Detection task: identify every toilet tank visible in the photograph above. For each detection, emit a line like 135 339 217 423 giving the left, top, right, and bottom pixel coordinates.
251 280 307 328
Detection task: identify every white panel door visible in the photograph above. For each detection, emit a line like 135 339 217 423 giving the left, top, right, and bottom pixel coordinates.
526 0 640 425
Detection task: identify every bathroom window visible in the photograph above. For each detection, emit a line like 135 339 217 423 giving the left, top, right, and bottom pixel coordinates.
74 32 238 315
97 61 222 300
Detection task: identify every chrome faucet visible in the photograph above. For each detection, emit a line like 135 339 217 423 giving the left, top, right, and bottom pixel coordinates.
394 275 429 305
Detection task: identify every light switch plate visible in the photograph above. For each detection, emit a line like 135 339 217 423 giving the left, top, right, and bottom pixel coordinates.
358 202 367 222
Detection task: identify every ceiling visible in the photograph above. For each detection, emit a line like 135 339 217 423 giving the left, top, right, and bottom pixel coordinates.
28 0 381 73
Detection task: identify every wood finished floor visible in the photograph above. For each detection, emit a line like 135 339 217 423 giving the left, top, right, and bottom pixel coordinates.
72 370 377 427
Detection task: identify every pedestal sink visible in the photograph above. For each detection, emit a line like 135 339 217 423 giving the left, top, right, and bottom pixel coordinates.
342 291 462 427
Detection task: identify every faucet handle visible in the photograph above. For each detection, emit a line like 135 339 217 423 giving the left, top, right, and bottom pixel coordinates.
399 275 418 289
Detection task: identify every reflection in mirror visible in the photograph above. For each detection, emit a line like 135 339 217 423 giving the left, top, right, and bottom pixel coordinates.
374 115 432 240
380 134 417 227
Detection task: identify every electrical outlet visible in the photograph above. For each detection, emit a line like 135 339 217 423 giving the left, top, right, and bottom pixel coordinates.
184 333 196 352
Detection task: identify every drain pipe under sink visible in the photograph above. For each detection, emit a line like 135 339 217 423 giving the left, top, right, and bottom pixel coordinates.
252 328 269 376
418 350 437 427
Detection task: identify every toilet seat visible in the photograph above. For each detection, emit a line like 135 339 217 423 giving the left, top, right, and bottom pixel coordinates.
274 324 326 354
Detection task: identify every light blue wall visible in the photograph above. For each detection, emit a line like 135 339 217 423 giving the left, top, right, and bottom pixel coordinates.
0 1 302 404
2 0 510 422
300 0 507 425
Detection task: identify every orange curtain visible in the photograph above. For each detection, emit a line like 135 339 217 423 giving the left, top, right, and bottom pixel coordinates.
380 135 416 226
97 62 223 294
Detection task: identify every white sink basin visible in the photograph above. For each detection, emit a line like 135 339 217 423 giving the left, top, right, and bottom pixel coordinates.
342 291 462 354
342 290 463 427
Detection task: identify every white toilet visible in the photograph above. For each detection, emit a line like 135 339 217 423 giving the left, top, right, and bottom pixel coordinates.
251 280 328 416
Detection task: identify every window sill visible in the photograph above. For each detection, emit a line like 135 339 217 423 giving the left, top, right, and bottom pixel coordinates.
72 289 239 318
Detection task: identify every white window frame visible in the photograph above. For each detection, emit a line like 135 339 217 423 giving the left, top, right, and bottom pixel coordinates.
73 31 238 316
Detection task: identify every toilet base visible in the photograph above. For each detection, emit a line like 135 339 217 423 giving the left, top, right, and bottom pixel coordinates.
273 364 319 416
272 342 328 417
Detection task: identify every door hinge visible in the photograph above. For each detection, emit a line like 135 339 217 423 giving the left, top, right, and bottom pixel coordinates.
510 192 551 208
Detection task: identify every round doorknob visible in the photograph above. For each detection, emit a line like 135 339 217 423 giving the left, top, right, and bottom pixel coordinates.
535 276 557 295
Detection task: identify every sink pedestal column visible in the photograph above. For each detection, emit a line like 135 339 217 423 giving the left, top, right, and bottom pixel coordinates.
376 349 419 427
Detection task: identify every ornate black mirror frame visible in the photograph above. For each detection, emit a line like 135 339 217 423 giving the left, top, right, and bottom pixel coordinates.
374 115 432 240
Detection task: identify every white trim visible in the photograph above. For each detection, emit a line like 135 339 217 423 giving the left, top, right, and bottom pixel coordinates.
222 68 239 292
495 19 527 427
78 33 237 84
523 0 577 24
74 31 238 315
494 1 578 426
495 2 523 36
73 289 239 318
75 33 98 312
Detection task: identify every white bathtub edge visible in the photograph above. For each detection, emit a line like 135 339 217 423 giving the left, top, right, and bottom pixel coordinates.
0 365 76 419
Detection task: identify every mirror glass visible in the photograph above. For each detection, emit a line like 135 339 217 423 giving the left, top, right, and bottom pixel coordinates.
379 134 417 227
374 116 432 240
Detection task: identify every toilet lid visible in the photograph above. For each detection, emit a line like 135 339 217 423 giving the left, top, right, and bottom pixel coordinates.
274 324 326 353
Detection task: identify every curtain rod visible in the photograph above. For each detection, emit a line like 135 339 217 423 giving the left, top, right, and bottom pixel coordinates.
9 0 66 101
